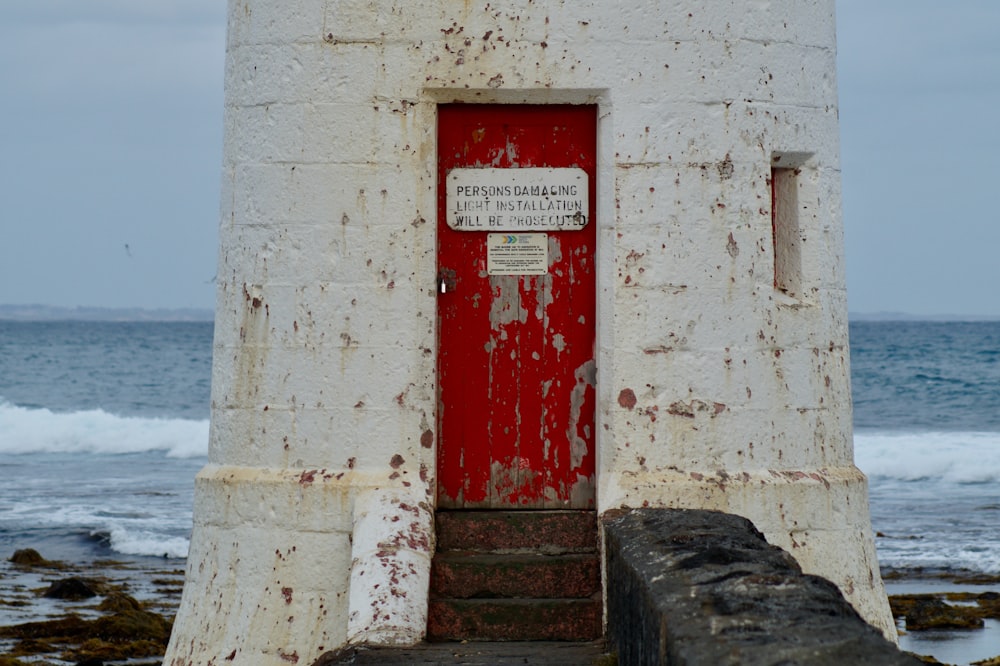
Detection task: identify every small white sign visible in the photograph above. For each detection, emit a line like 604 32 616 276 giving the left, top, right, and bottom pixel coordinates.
447 168 588 231
487 234 548 275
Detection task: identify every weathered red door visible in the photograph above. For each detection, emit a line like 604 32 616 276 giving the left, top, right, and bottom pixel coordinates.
437 104 597 509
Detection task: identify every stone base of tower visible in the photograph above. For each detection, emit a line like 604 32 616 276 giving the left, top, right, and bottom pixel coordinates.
166 462 894 664
600 464 897 641
163 465 433 666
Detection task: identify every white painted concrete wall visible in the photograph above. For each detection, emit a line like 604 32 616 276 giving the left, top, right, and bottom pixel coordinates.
166 1 895 663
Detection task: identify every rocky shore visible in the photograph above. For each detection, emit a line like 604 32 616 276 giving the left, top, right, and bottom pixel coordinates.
4 547 1000 666
883 570 1000 666
0 549 182 665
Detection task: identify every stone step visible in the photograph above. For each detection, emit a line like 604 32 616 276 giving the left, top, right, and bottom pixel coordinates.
429 511 604 642
430 552 600 599
426 598 603 642
435 510 597 553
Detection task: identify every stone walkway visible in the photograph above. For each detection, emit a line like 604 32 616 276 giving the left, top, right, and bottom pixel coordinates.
321 640 613 665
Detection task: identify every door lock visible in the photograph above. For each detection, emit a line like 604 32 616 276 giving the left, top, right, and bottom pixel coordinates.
438 269 457 294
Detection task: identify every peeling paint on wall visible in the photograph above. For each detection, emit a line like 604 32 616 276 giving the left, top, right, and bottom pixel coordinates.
166 0 896 662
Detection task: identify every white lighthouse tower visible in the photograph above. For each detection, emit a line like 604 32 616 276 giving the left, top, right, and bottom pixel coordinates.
165 1 894 663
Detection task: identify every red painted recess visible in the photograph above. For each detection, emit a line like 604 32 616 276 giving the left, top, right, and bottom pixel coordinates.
436 104 597 509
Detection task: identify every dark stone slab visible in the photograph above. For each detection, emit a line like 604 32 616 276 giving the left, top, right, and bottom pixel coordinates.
435 510 597 553
430 552 600 599
427 597 602 642
316 640 611 665
603 508 922 666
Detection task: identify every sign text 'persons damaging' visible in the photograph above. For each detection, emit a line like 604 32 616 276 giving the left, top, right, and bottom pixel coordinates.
447 168 589 231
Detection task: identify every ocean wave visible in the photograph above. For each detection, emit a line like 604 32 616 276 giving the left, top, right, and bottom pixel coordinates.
0 400 208 458
91 528 190 560
855 430 1000 484
876 536 1000 576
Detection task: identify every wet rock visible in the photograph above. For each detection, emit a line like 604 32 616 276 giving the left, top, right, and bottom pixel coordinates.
1 609 172 664
976 592 1000 620
0 614 93 640
0 657 31 666
96 592 143 613
8 549 47 566
889 593 931 619
954 572 1000 585
910 655 948 665
905 597 983 631
7 638 50 656
1 554 179 665
92 608 172 643
972 656 1000 666
43 577 99 600
68 635 167 663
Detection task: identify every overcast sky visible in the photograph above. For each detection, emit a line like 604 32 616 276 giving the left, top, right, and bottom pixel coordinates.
1 1 997 316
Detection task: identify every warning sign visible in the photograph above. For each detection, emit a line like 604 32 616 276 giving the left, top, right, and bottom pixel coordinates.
448 168 588 231
487 234 548 275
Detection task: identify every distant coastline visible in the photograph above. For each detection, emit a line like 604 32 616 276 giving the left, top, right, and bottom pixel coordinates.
2 304 999 323
848 311 1000 322
0 304 214 322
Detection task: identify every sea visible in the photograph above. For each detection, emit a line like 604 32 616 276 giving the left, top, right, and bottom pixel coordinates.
2 318 1000 660
0 321 211 566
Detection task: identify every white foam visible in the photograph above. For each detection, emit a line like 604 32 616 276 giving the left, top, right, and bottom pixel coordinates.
103 527 191 559
855 430 1000 484
0 400 208 458
879 545 1000 575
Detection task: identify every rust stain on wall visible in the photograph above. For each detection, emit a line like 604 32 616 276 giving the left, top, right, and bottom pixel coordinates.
618 388 637 410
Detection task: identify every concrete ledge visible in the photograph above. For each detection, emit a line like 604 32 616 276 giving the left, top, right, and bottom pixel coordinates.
602 465 896 638
603 509 920 666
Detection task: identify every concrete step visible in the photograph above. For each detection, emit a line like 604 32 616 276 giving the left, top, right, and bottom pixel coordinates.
435 510 598 553
429 511 603 642
430 552 600 599
426 598 603 642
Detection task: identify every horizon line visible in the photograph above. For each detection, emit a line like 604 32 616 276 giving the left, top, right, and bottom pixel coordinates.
2 303 1000 323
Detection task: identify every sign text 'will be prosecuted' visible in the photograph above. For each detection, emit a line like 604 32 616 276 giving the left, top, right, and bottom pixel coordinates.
447 168 589 231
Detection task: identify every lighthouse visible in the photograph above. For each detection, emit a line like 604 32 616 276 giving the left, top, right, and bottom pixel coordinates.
165 1 894 663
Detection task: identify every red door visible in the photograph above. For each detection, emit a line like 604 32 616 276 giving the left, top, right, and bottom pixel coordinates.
436 105 597 509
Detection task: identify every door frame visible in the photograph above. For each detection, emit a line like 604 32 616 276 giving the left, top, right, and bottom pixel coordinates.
434 102 602 510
